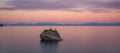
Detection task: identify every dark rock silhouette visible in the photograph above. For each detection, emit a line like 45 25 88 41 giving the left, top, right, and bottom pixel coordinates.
0 24 3 27
40 28 62 41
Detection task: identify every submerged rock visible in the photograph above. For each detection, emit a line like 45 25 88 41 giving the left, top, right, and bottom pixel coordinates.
40 28 62 41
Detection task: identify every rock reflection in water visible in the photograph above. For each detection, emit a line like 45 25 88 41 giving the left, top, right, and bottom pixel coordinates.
40 40 60 53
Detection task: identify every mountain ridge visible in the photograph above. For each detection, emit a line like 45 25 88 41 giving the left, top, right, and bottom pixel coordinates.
1 22 120 26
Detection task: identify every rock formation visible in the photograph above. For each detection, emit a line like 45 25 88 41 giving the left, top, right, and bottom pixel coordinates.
40 28 62 41
0 24 3 27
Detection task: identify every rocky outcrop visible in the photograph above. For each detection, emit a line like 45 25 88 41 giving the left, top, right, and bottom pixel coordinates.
40 29 62 41
0 24 3 27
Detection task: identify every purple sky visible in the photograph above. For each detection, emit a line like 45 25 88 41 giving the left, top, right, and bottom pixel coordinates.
0 0 120 23
0 0 120 12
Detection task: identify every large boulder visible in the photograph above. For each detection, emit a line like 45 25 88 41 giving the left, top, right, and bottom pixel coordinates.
40 29 62 41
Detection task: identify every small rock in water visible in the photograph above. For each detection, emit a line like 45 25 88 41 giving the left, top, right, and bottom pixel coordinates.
0 24 3 27
40 28 62 41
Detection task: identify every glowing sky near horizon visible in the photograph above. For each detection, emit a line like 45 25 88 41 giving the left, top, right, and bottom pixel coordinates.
0 0 120 23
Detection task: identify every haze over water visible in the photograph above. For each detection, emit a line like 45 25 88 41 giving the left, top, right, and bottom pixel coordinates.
0 26 120 53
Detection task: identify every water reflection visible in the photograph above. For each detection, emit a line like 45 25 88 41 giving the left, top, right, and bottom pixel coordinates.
40 40 61 53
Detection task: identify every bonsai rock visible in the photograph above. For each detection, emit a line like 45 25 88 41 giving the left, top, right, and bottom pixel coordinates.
40 28 62 41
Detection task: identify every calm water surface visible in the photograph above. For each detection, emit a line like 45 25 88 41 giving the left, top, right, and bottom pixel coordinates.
0 26 120 53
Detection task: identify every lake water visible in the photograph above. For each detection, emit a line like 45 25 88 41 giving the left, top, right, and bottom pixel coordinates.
0 26 120 53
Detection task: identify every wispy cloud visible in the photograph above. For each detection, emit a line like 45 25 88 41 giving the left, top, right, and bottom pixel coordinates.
6 0 76 10
0 0 120 13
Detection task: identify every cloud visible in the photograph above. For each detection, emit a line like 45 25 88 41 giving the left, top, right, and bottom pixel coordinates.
5 0 76 10
86 8 111 13
0 3 14 10
0 0 120 13
88 1 120 9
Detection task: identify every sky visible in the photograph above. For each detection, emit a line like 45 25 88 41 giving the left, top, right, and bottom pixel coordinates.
0 0 120 24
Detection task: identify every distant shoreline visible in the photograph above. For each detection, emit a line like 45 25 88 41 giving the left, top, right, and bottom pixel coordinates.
1 23 120 26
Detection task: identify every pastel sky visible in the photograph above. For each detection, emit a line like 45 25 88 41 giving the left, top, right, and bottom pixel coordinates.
0 0 120 24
